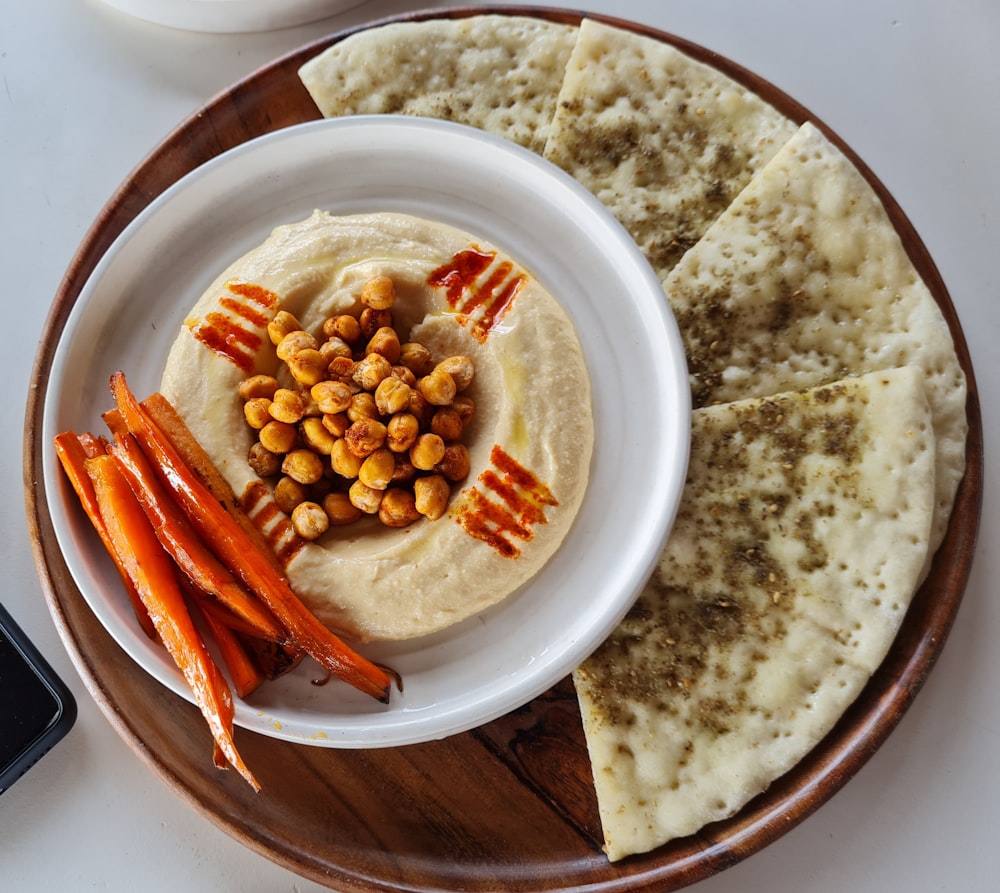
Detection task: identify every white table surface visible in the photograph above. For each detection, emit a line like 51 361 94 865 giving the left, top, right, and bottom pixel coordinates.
3 0 997 890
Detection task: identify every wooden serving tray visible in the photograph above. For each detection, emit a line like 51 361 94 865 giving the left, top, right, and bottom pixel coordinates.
24 7 983 892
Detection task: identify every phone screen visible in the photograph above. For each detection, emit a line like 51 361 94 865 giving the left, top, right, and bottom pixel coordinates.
0 603 76 793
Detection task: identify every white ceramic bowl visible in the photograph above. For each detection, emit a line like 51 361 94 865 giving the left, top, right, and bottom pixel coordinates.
43 116 690 747
94 0 369 32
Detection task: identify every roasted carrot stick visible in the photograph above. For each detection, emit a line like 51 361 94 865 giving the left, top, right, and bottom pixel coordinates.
205 613 265 700
141 392 285 575
191 589 287 640
76 431 109 458
187 595 265 699
53 431 157 641
86 451 260 791
107 432 285 644
101 408 126 438
109 372 393 703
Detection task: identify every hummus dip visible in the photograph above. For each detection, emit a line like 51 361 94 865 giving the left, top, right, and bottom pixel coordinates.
161 211 594 642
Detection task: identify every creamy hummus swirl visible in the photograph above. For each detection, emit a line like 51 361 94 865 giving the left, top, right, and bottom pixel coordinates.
161 211 593 641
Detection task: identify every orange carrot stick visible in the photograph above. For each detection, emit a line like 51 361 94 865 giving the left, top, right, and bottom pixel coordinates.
191 589 286 641
205 614 265 700
53 431 157 641
76 431 109 458
101 408 126 438
141 392 285 575
86 452 260 791
109 372 393 703
107 432 285 644
187 595 265 699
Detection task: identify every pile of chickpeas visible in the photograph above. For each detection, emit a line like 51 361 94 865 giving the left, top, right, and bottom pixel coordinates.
238 275 474 541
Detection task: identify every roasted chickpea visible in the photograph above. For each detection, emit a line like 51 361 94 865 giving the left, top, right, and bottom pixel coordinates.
437 442 471 482
276 329 318 363
318 336 353 364
268 388 307 424
299 417 337 455
435 356 474 391
386 412 420 453
344 417 387 458
330 437 363 478
358 448 395 490
374 377 412 416
410 433 446 471
361 274 396 310
451 394 476 427
287 348 328 387
322 491 363 526
310 380 353 415
327 355 355 381
378 487 421 528
248 441 281 478
321 412 350 438
323 313 363 345
359 306 392 339
291 501 330 541
414 474 450 521
399 341 435 377
282 449 325 486
243 397 273 429
273 475 309 514
390 456 418 484
430 407 464 443
347 391 379 422
352 353 392 391
267 310 303 346
389 364 417 387
348 479 383 515
258 420 298 454
238 374 280 401
407 389 434 427
246 284 477 531
366 326 401 364
418 369 457 406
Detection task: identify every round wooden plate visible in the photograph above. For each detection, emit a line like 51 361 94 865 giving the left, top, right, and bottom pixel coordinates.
24 6 983 892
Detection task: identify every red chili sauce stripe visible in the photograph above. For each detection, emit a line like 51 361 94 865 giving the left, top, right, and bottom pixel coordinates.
428 247 527 343
189 280 279 374
241 480 307 567
452 445 559 558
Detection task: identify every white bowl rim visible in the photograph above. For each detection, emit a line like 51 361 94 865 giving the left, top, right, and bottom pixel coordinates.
42 115 691 747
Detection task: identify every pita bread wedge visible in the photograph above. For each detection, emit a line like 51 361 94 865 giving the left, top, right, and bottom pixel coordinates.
542 18 798 279
664 121 966 558
574 366 936 861
298 16 578 153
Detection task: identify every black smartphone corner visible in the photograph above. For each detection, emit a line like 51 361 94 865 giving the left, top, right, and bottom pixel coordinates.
0 600 76 795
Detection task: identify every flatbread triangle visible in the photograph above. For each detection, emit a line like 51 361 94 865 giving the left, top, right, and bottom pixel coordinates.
298 16 578 154
574 367 936 860
663 120 966 562
542 18 799 280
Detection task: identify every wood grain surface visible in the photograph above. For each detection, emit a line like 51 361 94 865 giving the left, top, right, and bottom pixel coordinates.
24 6 983 892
